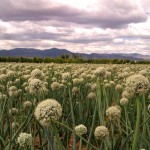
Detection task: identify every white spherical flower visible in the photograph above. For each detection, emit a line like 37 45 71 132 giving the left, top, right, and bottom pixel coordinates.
122 67 131 72
73 78 80 85
94 67 106 77
104 83 111 89
94 126 109 140
22 75 30 80
87 92 96 99
106 71 111 78
91 74 96 80
118 74 123 79
18 133 33 147
106 106 121 120
8 86 18 97
12 121 20 130
85 83 91 88
78 78 84 84
0 93 7 101
125 75 150 95
109 81 115 86
0 74 7 82
115 84 123 92
103 80 108 84
43 86 49 94
75 124 87 136
138 70 147 76
29 79 43 94
80 73 87 78
72 87 79 94
122 90 133 99
22 82 28 88
52 77 57 82
9 108 18 116
51 82 60 91
44 82 48 87
0 85 5 91
62 72 71 81
18 89 22 95
34 99 62 127
23 101 32 109
122 72 129 78
59 84 64 89
31 69 44 80
7 81 12 88
14 79 20 84
91 83 97 91
120 98 129 105
62 80 67 84
72 73 78 79
112 65 117 70
0 68 6 74
7 71 16 78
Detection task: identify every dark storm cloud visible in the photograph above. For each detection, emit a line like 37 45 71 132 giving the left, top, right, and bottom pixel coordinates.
0 0 147 28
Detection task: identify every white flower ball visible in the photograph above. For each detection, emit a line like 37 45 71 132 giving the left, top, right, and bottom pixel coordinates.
62 72 71 81
94 67 106 77
34 99 62 127
51 82 60 91
23 101 32 109
29 79 43 94
94 126 109 140
75 124 87 136
106 106 121 120
31 69 44 80
18 133 33 147
120 98 129 105
87 92 96 99
125 75 150 95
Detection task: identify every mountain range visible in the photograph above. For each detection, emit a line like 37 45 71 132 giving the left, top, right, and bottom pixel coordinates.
0 48 150 60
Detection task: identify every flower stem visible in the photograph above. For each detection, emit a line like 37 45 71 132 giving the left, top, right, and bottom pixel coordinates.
68 86 76 150
79 138 82 150
132 96 141 150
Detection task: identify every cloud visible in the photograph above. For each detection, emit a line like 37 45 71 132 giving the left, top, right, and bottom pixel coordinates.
0 0 147 28
0 0 82 21
141 0 150 13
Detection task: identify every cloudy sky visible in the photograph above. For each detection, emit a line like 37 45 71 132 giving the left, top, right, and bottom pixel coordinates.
0 0 150 54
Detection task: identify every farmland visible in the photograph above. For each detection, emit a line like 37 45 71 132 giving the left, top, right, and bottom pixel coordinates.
0 63 150 150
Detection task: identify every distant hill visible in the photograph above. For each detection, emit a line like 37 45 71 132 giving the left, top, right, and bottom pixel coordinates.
0 48 149 60
0 48 72 58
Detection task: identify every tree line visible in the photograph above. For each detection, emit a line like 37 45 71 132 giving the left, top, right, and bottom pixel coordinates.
0 54 149 64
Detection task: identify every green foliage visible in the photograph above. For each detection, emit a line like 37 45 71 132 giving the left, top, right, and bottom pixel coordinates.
0 56 150 64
